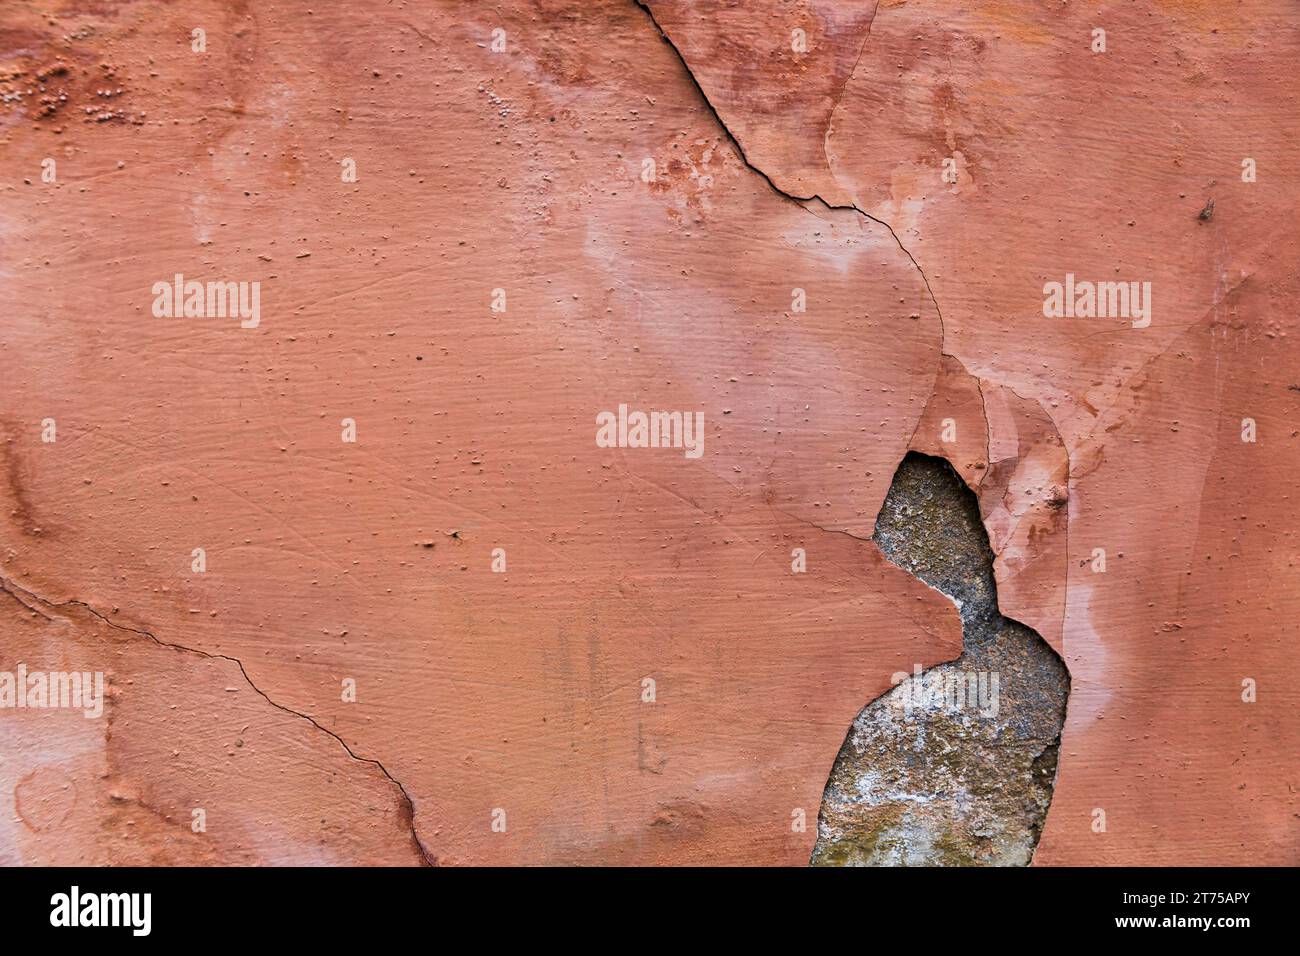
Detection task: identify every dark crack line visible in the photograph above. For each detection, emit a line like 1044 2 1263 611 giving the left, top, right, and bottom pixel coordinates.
972 375 991 474
823 0 882 174
828 0 883 130
632 0 945 344
948 355 992 477
1 581 55 620
771 505 873 544
0 573 435 866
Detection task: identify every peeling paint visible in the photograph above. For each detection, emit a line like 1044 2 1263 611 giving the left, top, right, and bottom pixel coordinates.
814 453 1068 866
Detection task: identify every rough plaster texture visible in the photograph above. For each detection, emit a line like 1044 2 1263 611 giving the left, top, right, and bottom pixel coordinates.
0 0 1296 865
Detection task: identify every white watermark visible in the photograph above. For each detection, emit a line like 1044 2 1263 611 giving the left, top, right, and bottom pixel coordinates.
595 404 704 459
0 665 104 718
50 887 150 936
151 273 260 328
891 664 1000 718
1043 273 1151 328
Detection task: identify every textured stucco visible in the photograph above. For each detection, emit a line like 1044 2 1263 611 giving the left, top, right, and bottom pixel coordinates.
1 0 1296 865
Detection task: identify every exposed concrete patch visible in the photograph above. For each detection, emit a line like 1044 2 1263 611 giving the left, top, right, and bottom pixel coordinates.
812 452 1069 866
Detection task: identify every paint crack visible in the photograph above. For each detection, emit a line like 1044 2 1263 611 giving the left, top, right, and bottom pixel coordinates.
632 0 946 348
0 572 435 866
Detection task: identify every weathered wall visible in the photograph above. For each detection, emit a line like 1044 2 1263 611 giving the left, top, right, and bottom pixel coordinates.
1 0 1296 865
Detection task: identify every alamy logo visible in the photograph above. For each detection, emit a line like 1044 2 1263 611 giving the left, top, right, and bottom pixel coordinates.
0 665 104 718
1043 273 1151 328
595 404 704 459
50 886 151 936
152 273 261 328
891 664 1000 718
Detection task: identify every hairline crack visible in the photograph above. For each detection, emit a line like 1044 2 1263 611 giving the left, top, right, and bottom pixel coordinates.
0 572 435 866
